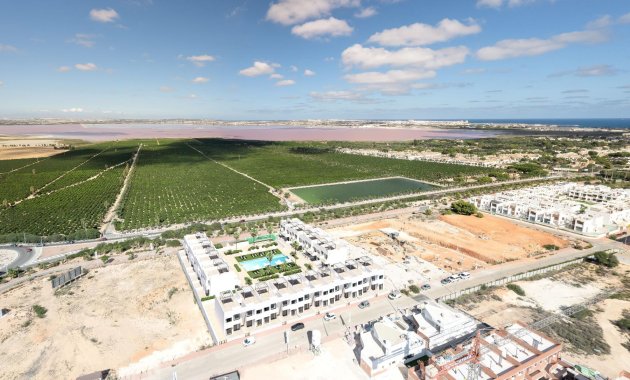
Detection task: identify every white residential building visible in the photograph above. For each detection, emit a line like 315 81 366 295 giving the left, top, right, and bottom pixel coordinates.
182 233 239 297
469 183 630 236
214 256 385 336
280 218 349 265
359 301 479 377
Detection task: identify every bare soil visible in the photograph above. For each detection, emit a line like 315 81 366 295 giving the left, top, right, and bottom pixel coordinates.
0 255 208 380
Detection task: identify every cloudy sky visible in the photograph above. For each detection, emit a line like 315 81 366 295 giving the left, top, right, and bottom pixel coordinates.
0 0 629 119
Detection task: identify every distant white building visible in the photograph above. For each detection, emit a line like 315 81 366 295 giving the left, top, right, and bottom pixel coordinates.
182 233 239 297
469 183 630 236
280 218 348 265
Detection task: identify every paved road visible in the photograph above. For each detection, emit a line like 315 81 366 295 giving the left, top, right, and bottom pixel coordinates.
134 238 628 380
0 245 36 273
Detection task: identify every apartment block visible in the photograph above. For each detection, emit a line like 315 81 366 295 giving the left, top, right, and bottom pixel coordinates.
280 218 349 265
182 233 239 297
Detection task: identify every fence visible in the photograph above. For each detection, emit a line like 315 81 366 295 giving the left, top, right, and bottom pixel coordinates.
51 266 84 289
437 257 586 302
176 251 219 345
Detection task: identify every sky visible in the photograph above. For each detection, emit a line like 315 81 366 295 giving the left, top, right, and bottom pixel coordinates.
0 0 629 120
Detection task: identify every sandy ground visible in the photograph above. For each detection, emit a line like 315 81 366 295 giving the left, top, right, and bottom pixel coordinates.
0 255 209 380
564 299 630 376
0 147 65 160
330 213 568 273
39 241 103 259
0 249 18 267
452 263 630 378
240 338 377 380
0 138 66 160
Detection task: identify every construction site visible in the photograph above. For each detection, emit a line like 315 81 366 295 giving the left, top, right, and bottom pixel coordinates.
329 212 572 275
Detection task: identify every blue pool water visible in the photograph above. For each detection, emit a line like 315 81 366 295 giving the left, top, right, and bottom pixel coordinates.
240 254 290 271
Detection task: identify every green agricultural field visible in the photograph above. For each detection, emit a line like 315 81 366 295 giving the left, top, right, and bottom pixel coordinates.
118 140 284 230
0 157 40 174
0 143 134 204
0 165 126 237
194 139 493 188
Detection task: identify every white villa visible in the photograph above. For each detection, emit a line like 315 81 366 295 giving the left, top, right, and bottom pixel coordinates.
280 218 349 265
182 233 239 297
469 183 630 236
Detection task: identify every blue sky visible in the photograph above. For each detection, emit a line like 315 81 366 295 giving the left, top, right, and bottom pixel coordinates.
0 0 629 119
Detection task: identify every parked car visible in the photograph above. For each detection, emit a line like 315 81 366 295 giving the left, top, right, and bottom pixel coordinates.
388 291 401 300
441 278 452 285
358 300 370 309
291 322 305 331
243 336 256 346
448 274 460 282
458 272 471 279
323 312 336 321
421 284 431 291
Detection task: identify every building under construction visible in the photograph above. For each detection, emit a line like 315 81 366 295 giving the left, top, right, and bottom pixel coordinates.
408 321 563 380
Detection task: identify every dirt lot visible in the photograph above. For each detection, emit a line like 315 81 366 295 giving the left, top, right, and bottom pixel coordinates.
0 255 209 380
331 213 569 272
0 138 67 160
448 263 630 378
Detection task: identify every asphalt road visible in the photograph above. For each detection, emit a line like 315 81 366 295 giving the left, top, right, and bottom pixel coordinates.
0 245 35 272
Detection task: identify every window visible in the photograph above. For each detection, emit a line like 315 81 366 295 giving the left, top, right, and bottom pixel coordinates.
234 314 240 320
271 304 277 309
282 300 288 306
226 317 232 323
246 311 253 317
256 309 262 314
291 299 296 304
264 307 269 312
298 297 303 302
305 294 310 300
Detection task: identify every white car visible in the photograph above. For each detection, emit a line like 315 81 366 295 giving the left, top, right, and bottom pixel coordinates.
448 274 460 282
243 336 256 346
458 272 471 279
388 291 401 300
324 312 337 321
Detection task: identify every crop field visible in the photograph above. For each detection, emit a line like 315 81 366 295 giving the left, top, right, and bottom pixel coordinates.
0 138 498 238
0 165 126 237
117 140 283 230
194 139 492 188
0 142 136 204
291 177 437 204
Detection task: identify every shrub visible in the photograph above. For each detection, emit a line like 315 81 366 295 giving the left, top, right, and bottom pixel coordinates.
214 243 223 249
409 285 420 294
33 304 48 318
450 200 477 216
543 244 559 251
167 287 178 300
200 295 215 302
245 277 252 285
507 283 526 296
475 212 484 218
234 264 242 272
592 251 619 268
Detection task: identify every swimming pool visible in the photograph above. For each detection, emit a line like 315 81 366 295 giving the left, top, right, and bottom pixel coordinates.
240 254 290 271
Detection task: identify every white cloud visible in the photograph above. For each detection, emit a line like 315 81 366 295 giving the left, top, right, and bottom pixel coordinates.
355 7 377 18
266 0 360 25
345 69 436 94
290 65 298 72
239 61 276 77
587 15 613 29
462 68 486 74
342 44 469 70
620 12 630 24
276 79 296 86
192 76 209 83
186 54 215 67
0 80 3 87
159 86 175 93
90 8 120 23
368 18 481 47
62 108 84 113
0 43 17 52
477 0 539 8
57 66 72 72
291 17 353 39
552 64 619 78
68 33 97 48
304 69 316 76
74 63 98 71
477 28 607 61
310 90 366 101
270 73 284 79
